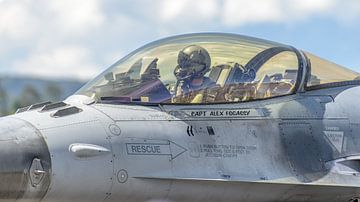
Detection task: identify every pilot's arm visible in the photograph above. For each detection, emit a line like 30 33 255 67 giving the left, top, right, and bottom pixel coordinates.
191 93 203 103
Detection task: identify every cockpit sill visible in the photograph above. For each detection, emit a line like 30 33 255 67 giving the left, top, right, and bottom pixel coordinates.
97 93 300 106
305 80 360 91
93 83 360 108
95 82 360 107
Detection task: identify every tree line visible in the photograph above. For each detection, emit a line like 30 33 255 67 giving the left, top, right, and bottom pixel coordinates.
0 83 63 116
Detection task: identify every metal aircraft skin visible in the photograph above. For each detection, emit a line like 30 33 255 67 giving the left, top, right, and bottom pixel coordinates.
2 33 360 202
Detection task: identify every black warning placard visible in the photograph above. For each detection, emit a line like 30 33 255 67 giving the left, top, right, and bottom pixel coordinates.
181 109 264 118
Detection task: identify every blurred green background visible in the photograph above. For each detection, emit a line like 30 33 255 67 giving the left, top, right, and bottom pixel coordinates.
0 77 84 115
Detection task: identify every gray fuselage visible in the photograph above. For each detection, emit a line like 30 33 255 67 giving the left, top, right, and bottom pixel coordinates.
0 84 359 202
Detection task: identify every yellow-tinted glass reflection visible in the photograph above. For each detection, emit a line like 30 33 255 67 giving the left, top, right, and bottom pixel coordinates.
77 34 301 104
306 52 360 87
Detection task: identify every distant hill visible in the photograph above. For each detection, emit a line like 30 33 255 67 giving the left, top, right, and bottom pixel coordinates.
0 76 85 115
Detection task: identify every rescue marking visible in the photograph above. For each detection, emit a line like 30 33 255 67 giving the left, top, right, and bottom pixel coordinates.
188 143 257 158
126 141 187 160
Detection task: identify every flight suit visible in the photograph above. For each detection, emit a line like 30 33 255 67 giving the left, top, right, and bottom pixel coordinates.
172 77 217 104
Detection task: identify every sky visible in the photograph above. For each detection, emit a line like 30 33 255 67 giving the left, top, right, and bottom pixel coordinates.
0 0 359 81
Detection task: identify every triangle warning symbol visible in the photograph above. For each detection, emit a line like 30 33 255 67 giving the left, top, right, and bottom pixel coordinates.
324 131 344 153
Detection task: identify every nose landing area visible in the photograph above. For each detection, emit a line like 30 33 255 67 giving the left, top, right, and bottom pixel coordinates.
0 117 51 202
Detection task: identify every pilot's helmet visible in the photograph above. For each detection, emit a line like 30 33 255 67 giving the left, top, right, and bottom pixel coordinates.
174 45 211 80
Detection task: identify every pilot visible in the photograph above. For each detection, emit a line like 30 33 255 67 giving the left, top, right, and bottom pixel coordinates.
172 45 217 103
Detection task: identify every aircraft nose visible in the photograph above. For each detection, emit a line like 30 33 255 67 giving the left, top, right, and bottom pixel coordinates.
0 117 51 201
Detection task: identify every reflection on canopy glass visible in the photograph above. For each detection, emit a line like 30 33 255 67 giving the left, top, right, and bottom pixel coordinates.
306 52 360 87
79 33 356 105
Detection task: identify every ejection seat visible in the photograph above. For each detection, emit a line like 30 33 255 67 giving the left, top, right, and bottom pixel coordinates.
208 63 256 102
254 69 298 99
272 69 298 96
209 63 246 87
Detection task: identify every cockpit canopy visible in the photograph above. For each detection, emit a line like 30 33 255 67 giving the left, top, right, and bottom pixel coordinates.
77 33 359 105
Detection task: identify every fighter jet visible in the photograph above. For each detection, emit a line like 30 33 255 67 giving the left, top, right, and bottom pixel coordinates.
3 33 360 202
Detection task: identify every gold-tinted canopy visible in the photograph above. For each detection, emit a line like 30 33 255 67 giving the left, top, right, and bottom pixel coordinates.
77 33 359 104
